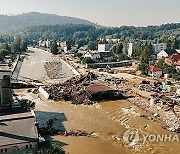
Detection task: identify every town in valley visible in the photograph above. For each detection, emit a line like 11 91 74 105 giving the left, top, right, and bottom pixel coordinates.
0 1 180 154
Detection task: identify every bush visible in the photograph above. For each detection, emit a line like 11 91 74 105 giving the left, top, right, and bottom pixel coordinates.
37 143 65 154
138 62 148 75
82 57 94 64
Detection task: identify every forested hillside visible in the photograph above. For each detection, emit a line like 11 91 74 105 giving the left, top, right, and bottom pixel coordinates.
0 12 95 32
19 23 180 41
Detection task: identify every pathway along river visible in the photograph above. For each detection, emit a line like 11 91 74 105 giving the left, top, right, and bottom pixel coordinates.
16 48 180 154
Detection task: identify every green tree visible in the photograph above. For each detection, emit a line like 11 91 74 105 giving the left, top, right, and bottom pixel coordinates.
21 40 28 52
173 38 179 49
109 56 117 62
157 58 168 70
0 49 9 60
138 62 148 75
118 53 129 61
138 44 153 74
11 38 21 53
82 57 94 64
87 41 97 50
116 43 123 54
74 53 82 58
1 43 11 52
50 41 58 55
140 44 153 64
111 43 123 54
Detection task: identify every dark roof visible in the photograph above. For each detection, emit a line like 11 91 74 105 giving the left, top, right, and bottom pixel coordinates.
0 111 38 147
164 49 178 56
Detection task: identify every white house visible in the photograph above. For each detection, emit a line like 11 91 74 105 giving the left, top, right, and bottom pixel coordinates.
152 43 167 54
83 51 101 60
157 49 178 59
98 44 112 52
148 65 162 77
127 42 138 57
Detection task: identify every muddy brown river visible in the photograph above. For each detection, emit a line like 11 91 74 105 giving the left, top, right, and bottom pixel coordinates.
15 89 180 154
15 48 180 154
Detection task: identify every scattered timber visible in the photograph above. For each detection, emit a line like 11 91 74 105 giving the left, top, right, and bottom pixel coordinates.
42 72 124 105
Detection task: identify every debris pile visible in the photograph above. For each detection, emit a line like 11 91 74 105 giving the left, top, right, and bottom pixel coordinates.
138 81 162 93
43 72 97 105
42 72 124 105
38 118 94 137
44 61 63 79
40 128 94 137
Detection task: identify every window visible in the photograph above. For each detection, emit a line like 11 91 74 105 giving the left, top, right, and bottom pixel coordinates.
30 144 32 149
5 148 7 152
26 145 28 149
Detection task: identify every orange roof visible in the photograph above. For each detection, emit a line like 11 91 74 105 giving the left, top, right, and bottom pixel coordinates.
148 65 162 72
167 54 180 63
176 61 180 66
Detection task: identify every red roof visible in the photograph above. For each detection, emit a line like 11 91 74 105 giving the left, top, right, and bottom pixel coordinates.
166 54 180 63
176 61 180 66
148 66 162 72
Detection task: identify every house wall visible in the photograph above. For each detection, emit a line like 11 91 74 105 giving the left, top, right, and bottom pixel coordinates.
84 53 100 60
148 71 162 77
153 43 167 54
98 44 112 52
127 43 138 57
0 142 38 154
157 50 168 59
127 43 133 57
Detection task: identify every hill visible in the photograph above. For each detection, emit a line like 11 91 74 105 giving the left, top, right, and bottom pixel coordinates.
19 23 180 41
0 12 95 32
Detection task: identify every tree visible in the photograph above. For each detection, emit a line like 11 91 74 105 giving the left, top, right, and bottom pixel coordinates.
87 41 97 50
116 43 123 54
111 43 123 54
138 62 148 75
74 53 82 58
82 57 94 64
109 56 117 62
21 40 28 52
172 38 179 49
118 53 129 61
166 39 172 49
11 38 21 53
138 44 153 74
133 42 143 58
0 49 9 60
50 41 58 55
1 43 11 52
140 44 153 64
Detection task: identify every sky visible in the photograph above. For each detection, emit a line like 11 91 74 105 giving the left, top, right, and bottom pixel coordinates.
0 0 179 27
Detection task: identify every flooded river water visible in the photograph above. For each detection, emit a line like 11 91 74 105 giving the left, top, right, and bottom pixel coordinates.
16 89 180 154
15 48 180 154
